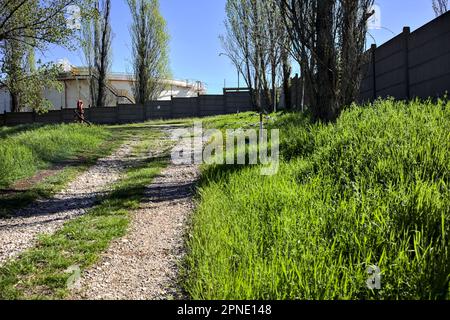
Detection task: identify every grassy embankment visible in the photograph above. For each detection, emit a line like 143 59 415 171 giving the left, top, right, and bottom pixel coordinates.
0 123 151 217
0 125 172 299
183 99 450 300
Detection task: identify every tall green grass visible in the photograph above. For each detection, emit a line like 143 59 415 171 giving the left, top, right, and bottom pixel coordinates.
0 124 111 188
184 99 450 300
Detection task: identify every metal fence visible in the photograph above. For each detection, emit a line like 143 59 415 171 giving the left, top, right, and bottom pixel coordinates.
0 90 254 126
359 11 450 102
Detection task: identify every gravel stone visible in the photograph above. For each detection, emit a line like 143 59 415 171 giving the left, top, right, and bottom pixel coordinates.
0 139 140 266
71 127 202 300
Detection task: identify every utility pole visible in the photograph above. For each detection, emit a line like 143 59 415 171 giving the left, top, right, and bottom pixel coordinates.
237 70 240 89
219 52 244 90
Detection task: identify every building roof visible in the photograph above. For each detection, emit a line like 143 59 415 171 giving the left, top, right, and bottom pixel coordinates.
59 67 206 92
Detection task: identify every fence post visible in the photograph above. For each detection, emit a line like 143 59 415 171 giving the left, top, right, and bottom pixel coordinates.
292 74 298 109
224 90 229 114
403 26 411 100
170 96 174 119
371 44 377 101
143 103 147 122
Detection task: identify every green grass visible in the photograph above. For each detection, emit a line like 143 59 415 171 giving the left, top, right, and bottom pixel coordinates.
0 124 112 189
201 112 265 130
0 124 45 140
147 112 263 130
0 128 170 300
0 167 86 218
183 99 450 300
0 123 135 218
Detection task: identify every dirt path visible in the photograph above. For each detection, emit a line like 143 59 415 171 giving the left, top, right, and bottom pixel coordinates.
72 128 200 300
0 138 140 266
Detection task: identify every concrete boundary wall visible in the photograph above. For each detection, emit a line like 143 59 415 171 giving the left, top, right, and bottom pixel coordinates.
0 91 255 126
359 11 450 102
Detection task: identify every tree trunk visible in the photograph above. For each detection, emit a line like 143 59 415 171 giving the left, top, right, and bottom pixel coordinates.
281 49 291 110
314 0 337 121
97 0 111 107
10 92 20 113
271 59 277 113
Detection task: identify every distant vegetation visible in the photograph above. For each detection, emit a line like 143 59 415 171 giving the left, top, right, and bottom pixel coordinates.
184 99 450 299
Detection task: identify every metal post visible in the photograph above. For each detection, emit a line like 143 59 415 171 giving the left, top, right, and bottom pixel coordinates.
371 44 377 101
237 70 240 89
403 26 411 100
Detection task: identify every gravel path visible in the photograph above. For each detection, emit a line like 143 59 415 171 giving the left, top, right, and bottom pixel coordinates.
72 128 200 300
0 138 140 266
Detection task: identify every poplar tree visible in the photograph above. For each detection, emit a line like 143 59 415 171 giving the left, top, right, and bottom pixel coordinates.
432 0 449 16
128 0 170 104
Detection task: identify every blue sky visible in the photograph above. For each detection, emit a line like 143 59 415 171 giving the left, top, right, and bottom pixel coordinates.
44 0 436 94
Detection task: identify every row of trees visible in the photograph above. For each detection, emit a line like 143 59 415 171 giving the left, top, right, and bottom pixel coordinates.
281 0 375 121
0 0 170 112
222 0 375 121
222 0 450 121
221 0 291 115
433 0 449 16
81 0 112 109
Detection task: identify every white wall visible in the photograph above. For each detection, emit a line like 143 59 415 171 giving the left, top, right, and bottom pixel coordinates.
44 87 64 110
109 78 203 102
0 77 205 112
0 88 10 114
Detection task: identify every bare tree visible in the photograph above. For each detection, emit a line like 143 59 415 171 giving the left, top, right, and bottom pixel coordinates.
281 38 292 110
80 0 112 108
262 0 285 111
221 0 257 107
338 0 374 108
279 0 374 121
221 0 287 113
128 0 170 104
432 0 449 16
